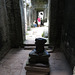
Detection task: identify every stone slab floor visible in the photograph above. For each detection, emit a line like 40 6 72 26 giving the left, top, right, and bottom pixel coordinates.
0 48 72 75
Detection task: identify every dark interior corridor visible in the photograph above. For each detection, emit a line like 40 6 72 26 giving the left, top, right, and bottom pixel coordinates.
0 0 75 75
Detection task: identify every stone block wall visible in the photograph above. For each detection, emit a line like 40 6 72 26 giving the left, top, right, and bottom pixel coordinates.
5 0 23 47
0 0 11 60
49 0 64 48
61 0 75 70
49 0 75 71
49 0 58 47
0 0 23 60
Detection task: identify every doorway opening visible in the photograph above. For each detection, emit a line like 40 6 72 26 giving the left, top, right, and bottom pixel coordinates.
22 0 49 45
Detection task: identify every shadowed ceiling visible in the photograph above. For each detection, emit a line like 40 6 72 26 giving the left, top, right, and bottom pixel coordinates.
31 0 48 10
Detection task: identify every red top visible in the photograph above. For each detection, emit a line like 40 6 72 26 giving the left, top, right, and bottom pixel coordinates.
37 18 41 22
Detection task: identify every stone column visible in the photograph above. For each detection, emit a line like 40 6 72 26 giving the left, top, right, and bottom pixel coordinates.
26 7 29 28
33 9 37 22
29 8 31 28
43 9 45 21
29 7 33 28
24 2 27 33
43 8 47 22
20 0 26 41
48 0 59 47
27 7 33 29
48 0 50 47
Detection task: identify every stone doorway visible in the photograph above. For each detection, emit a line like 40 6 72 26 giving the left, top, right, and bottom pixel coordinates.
22 0 49 45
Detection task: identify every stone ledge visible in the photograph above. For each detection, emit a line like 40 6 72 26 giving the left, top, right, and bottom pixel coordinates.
25 65 50 73
26 71 48 75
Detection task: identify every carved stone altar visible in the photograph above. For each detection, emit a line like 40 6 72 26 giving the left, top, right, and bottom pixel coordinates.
25 38 50 75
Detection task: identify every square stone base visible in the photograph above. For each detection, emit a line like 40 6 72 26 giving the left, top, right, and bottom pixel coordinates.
25 64 50 75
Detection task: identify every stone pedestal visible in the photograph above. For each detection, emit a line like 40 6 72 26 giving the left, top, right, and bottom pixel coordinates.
25 62 50 75
25 38 50 75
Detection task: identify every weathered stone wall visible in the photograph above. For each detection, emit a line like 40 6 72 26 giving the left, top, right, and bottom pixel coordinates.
49 0 62 47
49 0 75 69
0 0 11 60
5 0 23 47
0 0 23 60
61 0 75 69
19 0 26 41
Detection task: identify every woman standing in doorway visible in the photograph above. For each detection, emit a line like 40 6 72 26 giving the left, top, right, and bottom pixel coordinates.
37 16 41 27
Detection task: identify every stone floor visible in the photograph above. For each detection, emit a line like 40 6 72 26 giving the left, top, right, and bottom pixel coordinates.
0 48 72 75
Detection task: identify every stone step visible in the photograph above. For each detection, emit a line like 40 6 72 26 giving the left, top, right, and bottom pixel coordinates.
25 66 50 72
24 46 54 53
23 44 49 46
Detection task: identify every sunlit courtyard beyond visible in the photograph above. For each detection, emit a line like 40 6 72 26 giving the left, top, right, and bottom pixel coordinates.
24 26 49 44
